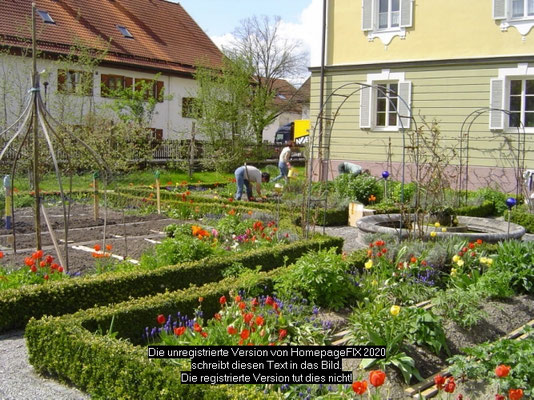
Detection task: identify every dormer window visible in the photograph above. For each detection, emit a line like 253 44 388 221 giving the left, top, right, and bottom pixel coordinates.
117 25 134 39
493 0 534 35
361 0 413 45
37 10 55 24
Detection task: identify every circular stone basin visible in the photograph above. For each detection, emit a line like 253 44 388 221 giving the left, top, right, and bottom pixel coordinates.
357 214 526 242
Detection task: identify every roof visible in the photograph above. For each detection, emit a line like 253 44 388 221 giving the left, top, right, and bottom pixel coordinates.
0 0 224 76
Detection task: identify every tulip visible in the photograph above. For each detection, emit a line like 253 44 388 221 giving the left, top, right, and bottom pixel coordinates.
157 314 166 324
352 380 367 395
495 364 511 378
364 259 373 270
369 370 386 387
434 374 446 390
508 389 523 400
390 305 401 316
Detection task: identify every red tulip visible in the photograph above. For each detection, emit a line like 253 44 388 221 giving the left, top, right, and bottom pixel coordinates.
509 389 523 400
352 380 367 395
240 329 250 340
369 370 386 387
0 251 3 259
255 316 265 326
219 295 227 305
238 302 246 310
174 326 186 336
234 295 241 302
278 329 288 339
434 374 446 390
227 326 237 335
157 314 166 324
193 323 202 332
30 265 37 273
57 266 64 273
243 312 254 325
444 377 456 393
495 364 511 378
93 244 101 252
43 274 49 280
32 250 43 259
265 296 274 306
495 394 505 400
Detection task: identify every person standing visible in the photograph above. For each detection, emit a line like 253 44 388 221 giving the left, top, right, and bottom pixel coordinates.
272 144 292 183
234 165 270 201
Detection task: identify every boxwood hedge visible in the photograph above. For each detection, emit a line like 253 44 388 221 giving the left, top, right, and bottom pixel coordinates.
0 235 342 332
24 268 292 400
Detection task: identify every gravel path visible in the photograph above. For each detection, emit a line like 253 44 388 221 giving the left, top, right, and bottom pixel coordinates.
0 330 89 400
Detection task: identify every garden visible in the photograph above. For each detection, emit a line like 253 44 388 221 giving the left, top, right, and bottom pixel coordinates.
0 163 531 400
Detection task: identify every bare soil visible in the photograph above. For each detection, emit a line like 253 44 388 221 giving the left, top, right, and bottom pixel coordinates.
0 203 183 275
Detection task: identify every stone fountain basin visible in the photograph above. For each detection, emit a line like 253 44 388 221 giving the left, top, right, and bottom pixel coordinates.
357 214 526 242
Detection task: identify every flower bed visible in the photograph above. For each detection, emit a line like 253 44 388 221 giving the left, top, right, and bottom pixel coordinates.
0 235 342 332
24 268 288 399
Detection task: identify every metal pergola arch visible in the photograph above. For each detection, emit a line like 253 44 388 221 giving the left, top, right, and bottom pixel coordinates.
457 108 527 205
305 81 415 239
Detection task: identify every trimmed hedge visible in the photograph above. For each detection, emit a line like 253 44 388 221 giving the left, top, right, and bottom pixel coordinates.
456 201 496 217
508 207 534 233
0 235 343 332
24 268 288 400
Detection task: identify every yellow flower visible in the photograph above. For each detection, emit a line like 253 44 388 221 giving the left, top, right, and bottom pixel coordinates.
434 222 441 228
430 231 437 237
457 259 465 267
364 259 373 270
371 279 378 286
486 258 493 265
452 255 460 263
390 305 401 316
480 257 493 266
451 268 457 277
441 227 447 232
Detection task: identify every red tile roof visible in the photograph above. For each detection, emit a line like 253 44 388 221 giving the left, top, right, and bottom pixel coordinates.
0 0 224 76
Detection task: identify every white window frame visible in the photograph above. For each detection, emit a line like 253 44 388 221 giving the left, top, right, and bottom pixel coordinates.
490 63 534 132
360 70 411 131
362 0 413 45
493 0 534 35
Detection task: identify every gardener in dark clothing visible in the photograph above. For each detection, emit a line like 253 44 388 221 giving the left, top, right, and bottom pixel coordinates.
234 165 270 201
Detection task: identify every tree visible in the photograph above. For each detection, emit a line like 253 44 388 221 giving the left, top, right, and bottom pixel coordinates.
227 15 308 144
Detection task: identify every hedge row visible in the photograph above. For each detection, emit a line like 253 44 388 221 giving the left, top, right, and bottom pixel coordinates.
0 235 343 332
456 200 496 217
508 207 534 233
26 269 285 400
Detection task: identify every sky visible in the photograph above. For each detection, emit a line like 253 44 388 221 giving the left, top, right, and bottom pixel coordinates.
172 0 323 84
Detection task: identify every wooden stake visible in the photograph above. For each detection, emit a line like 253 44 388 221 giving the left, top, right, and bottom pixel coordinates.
155 170 161 214
93 175 99 221
41 204 66 269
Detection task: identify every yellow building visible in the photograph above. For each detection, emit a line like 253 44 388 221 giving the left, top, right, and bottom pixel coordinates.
311 0 534 192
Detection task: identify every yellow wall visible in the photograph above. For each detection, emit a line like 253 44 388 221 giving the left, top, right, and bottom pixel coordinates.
328 0 533 65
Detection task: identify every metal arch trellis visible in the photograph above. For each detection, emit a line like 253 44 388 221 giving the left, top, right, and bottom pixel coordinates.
457 108 527 205
0 4 110 271
305 81 416 240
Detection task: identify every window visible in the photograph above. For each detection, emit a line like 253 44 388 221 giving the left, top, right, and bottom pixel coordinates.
509 79 534 127
493 0 534 35
182 97 196 118
100 74 133 97
375 83 399 128
150 128 163 142
135 79 164 102
378 0 400 29
57 69 93 96
362 0 412 45
117 25 134 39
360 70 411 130
511 0 534 18
490 64 534 130
37 10 55 24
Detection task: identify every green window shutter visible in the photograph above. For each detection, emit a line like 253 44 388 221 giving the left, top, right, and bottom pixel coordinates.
360 85 372 128
493 0 506 19
400 0 413 28
489 78 505 130
362 0 374 31
398 81 412 130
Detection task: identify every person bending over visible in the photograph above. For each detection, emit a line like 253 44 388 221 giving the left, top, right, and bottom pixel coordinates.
234 165 270 201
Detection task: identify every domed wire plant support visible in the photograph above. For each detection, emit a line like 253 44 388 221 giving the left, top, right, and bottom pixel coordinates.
0 4 110 271
305 82 415 240
457 108 526 206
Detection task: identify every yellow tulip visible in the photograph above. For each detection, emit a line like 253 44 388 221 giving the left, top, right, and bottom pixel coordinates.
364 259 373 270
457 259 465 267
434 222 441 228
452 255 460 263
390 305 401 316
451 268 457 277
430 231 437 238
441 227 447 232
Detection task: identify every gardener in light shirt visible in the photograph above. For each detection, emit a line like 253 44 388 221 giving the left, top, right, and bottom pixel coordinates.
272 143 292 183
234 164 270 201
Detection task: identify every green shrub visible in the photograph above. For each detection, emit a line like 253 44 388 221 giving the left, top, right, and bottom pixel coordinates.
508 205 534 233
493 240 534 294
456 200 496 217
333 173 381 205
274 247 360 310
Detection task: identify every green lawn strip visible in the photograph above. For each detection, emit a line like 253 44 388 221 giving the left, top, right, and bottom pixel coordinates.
24 267 294 400
0 235 342 332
